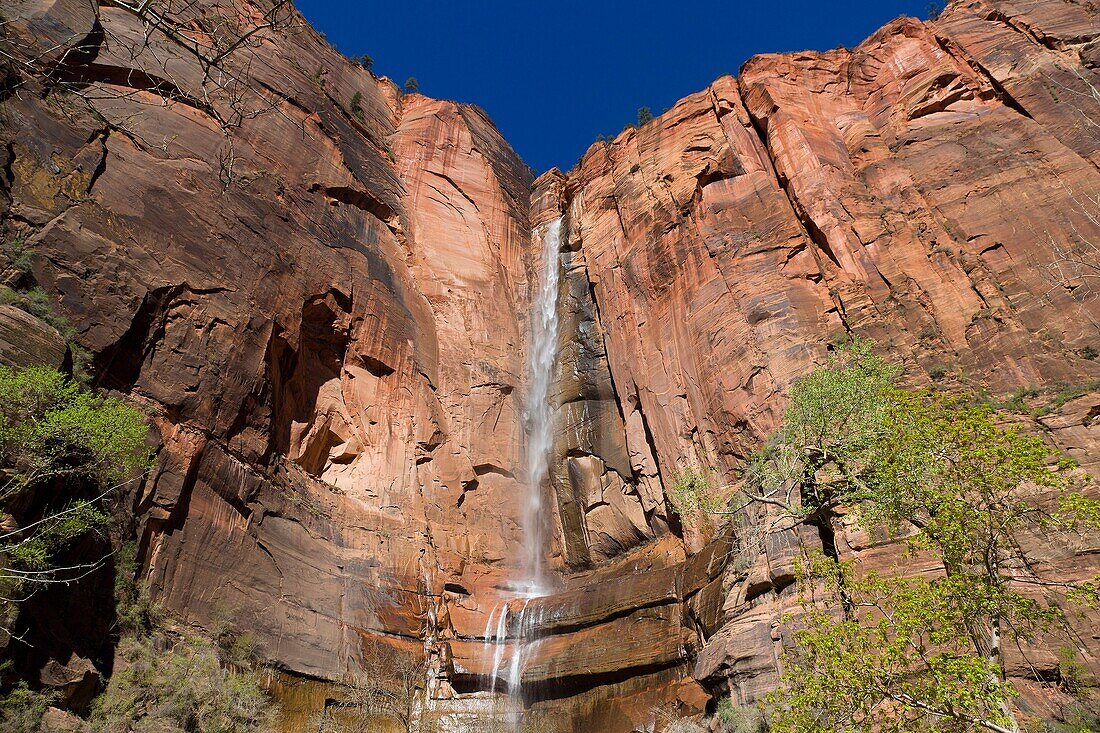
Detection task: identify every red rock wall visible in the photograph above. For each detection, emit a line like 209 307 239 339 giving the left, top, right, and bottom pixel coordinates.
557 0 1100 714
2 0 539 681
3 0 1100 730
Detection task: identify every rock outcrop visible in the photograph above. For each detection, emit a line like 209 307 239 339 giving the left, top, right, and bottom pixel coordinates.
1 0 1099 730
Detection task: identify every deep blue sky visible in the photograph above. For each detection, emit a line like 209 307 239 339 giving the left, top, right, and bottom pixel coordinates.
296 1 932 174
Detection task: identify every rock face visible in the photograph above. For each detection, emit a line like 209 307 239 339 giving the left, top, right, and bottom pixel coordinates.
1 0 1099 731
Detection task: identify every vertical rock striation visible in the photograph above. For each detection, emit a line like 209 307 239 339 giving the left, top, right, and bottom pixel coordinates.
2 0 1099 730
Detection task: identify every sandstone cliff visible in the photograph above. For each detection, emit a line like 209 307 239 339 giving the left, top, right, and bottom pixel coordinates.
2 0 1099 730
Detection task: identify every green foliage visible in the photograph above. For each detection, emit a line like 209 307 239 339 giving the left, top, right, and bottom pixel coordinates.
8 501 109 572
1045 701 1100 733
0 681 55 733
744 338 899 519
1057 647 1091 696
1033 381 1100 417
0 237 33 278
636 106 654 125
403 77 419 94
350 53 373 72
0 366 150 496
0 286 63 333
0 285 92 379
768 561 1018 733
735 339 1100 733
1078 346 1098 361
92 634 275 733
114 542 162 636
349 91 364 121
991 385 1039 413
714 698 767 733
665 468 721 522
928 363 949 381
0 366 150 598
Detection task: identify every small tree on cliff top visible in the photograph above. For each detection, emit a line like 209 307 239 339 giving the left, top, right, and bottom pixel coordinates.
677 340 1100 733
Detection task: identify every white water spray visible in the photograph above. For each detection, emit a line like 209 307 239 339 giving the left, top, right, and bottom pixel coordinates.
481 216 563 708
520 215 563 593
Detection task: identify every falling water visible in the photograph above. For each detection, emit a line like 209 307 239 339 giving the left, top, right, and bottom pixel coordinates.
520 215 563 593
480 216 563 714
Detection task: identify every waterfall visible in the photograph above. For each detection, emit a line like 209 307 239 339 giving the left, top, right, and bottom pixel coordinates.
520 215 563 593
480 216 563 712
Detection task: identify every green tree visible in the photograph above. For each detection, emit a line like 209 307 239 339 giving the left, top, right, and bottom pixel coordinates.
350 90 365 121
403 76 419 94
770 559 1023 733
0 366 150 603
637 106 654 125
680 341 1100 733
353 53 373 72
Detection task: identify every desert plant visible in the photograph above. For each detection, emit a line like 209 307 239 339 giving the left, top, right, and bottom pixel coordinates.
0 681 56 733
92 633 275 733
1057 647 1091 696
715 698 767 733
665 468 724 523
404 77 420 94
0 238 33 279
113 542 162 636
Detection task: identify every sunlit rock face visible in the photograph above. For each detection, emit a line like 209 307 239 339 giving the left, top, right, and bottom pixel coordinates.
2 0 1099 730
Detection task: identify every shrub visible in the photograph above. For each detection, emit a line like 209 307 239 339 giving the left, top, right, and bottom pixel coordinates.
0 285 93 379
1033 381 1100 417
715 699 767 733
114 542 162 636
403 77 419 94
1058 647 1091 696
92 634 276 733
637 106 654 125
1080 345 1098 360
349 91 364 121
665 468 722 520
0 238 33 278
0 681 55 733
992 385 1039 413
928 363 948 381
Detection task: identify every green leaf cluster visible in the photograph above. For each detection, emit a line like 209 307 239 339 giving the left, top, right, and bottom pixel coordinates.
0 366 150 497
769 565 1017 733
737 340 1100 733
0 366 151 597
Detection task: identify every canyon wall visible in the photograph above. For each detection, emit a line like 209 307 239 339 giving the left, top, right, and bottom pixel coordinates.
2 0 1099 730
